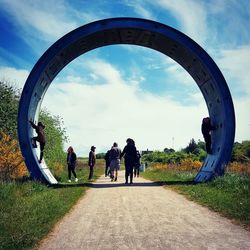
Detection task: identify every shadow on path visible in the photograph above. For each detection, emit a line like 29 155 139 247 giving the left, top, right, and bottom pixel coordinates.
50 180 195 189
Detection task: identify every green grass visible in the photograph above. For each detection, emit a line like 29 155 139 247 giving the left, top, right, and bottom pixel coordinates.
0 164 104 250
141 169 250 230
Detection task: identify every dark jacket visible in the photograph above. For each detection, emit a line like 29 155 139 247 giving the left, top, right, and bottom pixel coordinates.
109 147 121 161
121 144 137 163
202 117 215 137
88 150 96 167
104 150 110 165
30 121 46 143
67 152 77 167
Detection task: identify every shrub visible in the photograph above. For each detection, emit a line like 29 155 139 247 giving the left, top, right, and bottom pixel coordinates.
0 131 28 181
227 162 250 175
150 158 202 172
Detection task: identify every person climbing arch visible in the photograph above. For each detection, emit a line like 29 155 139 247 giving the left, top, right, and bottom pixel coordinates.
201 117 216 154
29 119 46 163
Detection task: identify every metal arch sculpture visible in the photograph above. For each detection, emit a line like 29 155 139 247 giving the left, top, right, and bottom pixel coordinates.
18 18 235 184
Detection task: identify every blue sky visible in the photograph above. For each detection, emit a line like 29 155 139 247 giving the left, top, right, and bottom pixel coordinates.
0 0 250 156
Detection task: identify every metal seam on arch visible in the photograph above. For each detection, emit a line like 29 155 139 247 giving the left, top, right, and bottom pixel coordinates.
18 17 235 184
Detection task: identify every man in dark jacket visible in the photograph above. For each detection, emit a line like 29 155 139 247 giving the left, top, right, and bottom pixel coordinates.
88 146 96 180
201 117 216 154
121 138 137 184
29 119 46 163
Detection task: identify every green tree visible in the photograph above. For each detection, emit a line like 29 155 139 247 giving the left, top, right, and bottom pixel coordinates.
164 147 175 153
0 81 20 139
39 109 68 168
231 141 250 163
96 153 105 159
183 138 198 154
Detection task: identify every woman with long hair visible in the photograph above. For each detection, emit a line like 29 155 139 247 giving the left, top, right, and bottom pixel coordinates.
67 146 78 182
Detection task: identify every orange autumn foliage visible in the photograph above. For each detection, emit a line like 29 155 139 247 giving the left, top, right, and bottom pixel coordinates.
0 131 28 180
151 160 250 175
227 162 250 174
152 159 202 172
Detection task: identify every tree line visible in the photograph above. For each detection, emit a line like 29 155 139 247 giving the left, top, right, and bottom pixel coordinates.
142 138 250 165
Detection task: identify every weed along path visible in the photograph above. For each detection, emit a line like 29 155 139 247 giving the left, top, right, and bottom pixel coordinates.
38 171 250 250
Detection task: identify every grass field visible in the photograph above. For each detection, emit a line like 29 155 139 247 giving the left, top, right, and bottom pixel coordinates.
0 159 105 250
141 167 250 230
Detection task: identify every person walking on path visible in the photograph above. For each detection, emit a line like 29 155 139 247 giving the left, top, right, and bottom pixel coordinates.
121 138 137 184
201 117 216 154
88 146 96 180
134 150 141 178
109 142 121 182
67 146 78 183
29 119 46 163
104 149 111 177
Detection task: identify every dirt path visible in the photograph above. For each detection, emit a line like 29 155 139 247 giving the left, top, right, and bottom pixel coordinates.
38 171 250 250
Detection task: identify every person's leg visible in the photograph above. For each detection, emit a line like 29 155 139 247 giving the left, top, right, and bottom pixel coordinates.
32 137 38 148
114 169 118 181
88 166 93 180
105 163 108 176
205 135 211 153
39 142 45 163
68 165 71 181
111 170 114 181
129 164 133 184
72 168 77 178
125 165 129 184
137 167 139 177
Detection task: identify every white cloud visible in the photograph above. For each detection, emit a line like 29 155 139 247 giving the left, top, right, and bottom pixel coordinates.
0 66 29 89
1 0 77 42
152 0 208 45
42 60 207 156
125 0 154 20
234 97 250 143
216 45 250 95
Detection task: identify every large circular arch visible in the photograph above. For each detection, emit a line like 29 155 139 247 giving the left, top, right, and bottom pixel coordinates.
18 18 235 184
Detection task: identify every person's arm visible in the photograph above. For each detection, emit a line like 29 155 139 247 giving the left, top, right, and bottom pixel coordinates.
29 119 37 129
88 152 91 166
121 146 126 158
72 152 77 163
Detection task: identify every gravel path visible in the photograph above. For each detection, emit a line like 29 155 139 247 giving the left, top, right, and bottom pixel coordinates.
38 171 250 250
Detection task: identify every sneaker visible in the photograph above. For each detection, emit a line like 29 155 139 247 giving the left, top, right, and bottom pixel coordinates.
114 177 117 181
68 180 71 183
75 178 78 182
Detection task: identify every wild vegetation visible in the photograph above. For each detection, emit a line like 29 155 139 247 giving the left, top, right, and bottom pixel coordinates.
0 80 67 180
141 140 250 230
0 161 104 250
